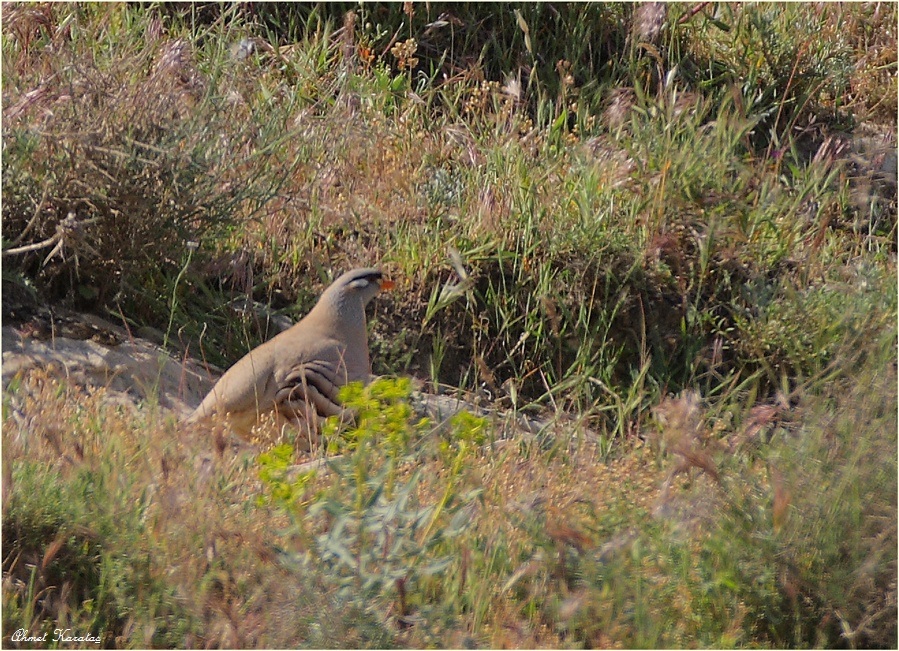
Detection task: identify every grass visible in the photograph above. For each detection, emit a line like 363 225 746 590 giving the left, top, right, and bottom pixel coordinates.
2 2 896 648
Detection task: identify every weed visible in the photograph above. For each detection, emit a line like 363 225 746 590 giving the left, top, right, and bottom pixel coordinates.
2 3 895 647
258 378 483 634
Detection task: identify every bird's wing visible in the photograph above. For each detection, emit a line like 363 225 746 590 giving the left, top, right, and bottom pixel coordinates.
272 340 350 419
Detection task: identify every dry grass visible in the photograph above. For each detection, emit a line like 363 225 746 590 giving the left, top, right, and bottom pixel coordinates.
6 345 894 647
2 2 896 648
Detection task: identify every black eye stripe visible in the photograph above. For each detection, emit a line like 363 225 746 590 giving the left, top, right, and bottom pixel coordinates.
350 271 382 284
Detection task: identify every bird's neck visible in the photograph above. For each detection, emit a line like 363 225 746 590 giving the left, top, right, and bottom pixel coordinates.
310 297 371 371
319 296 366 331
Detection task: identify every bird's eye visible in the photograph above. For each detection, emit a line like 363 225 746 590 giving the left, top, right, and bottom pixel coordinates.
347 272 383 290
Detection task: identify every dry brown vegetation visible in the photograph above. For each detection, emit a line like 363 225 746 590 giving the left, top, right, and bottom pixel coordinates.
2 2 896 648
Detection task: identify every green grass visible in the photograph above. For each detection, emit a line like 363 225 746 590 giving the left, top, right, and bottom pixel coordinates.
2 2 896 648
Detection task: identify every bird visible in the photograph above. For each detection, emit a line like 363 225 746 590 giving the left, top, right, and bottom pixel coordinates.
185 267 394 442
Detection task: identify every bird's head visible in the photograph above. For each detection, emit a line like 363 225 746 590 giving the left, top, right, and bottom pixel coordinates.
316 267 394 324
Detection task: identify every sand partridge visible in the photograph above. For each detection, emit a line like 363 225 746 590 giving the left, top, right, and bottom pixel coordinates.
186 267 393 438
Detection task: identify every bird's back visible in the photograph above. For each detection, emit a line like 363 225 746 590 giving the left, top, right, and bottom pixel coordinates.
187 336 278 423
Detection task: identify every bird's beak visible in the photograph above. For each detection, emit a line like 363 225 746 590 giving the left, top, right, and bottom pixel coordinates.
380 278 395 291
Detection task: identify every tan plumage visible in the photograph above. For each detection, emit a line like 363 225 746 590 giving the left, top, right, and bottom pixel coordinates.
186 267 393 439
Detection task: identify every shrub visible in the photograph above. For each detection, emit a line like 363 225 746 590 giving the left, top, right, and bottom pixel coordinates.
257 377 485 636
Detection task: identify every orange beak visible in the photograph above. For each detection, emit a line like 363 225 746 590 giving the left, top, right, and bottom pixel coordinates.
380 278 395 291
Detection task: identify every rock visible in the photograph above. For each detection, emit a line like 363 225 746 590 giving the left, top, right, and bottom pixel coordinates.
2 323 215 417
